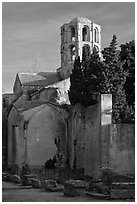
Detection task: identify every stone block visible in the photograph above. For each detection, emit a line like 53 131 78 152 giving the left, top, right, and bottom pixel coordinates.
2 173 9 181
7 174 14 182
47 185 64 192
111 189 135 199
86 191 111 200
64 180 87 196
31 179 42 188
90 182 110 195
110 182 135 199
111 182 135 189
43 180 57 191
12 175 21 183
21 174 37 186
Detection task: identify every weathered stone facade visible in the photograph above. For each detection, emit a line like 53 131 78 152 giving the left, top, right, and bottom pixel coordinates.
8 102 69 172
68 94 134 178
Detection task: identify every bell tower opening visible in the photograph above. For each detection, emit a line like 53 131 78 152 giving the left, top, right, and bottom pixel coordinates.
70 27 76 41
82 26 90 41
70 45 76 61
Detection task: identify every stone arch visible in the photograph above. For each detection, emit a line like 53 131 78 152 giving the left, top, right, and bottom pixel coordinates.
94 27 99 43
82 26 90 41
26 104 67 167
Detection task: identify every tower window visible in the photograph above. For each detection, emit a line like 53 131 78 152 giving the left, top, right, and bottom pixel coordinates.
94 27 99 43
70 27 75 41
70 45 76 61
82 26 90 41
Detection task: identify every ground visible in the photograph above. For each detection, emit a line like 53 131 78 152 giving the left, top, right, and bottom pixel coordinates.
2 182 134 202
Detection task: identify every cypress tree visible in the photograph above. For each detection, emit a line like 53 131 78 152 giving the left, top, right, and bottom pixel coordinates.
120 40 135 121
68 56 84 105
101 35 128 123
69 35 134 123
69 46 102 107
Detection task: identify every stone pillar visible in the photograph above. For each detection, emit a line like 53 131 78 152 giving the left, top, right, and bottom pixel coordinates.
100 94 112 170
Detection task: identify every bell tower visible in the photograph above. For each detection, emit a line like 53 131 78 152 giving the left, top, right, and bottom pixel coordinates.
58 17 101 79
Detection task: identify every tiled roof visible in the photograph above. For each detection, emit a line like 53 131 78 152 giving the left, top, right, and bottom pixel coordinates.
18 72 45 84
37 72 61 83
17 72 61 87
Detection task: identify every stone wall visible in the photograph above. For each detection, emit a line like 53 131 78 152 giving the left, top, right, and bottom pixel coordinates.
8 103 68 172
68 94 135 178
110 124 135 175
23 104 68 168
8 93 135 178
68 102 102 179
47 77 70 105
2 109 8 169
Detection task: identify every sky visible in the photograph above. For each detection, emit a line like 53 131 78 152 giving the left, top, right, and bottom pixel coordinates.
2 2 135 93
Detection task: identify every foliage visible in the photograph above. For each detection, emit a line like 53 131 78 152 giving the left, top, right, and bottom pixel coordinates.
101 35 128 123
119 40 135 121
68 47 102 107
68 56 84 106
69 35 135 123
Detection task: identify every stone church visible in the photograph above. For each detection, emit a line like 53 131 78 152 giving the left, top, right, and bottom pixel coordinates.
7 17 101 173
5 17 135 181
13 17 101 102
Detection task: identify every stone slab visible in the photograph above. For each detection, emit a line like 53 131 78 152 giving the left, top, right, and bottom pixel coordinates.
111 189 135 199
64 180 87 196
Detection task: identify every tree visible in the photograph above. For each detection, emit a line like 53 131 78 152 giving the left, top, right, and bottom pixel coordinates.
68 56 84 106
120 40 135 120
69 35 134 123
68 47 102 107
101 35 128 123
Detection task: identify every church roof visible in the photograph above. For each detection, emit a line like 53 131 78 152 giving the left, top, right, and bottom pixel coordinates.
17 71 61 87
13 100 47 112
18 72 45 84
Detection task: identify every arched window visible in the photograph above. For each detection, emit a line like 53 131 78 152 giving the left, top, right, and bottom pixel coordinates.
94 27 99 43
70 27 75 41
82 26 90 41
70 45 76 61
